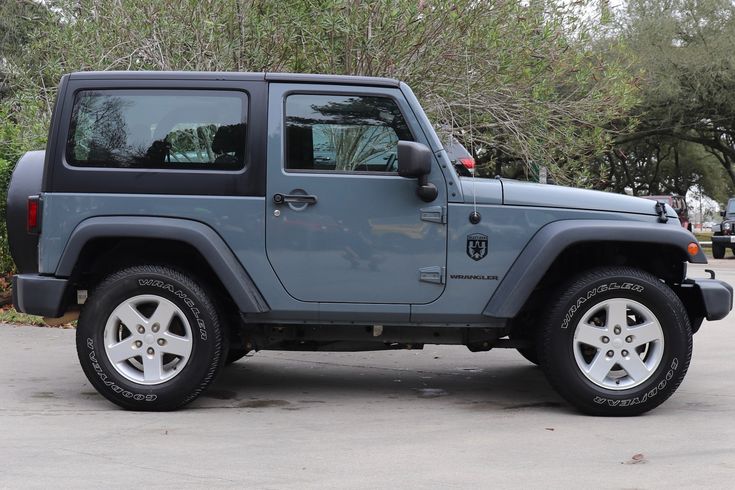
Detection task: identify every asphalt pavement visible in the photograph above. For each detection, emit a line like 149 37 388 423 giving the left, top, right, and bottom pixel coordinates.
1 259 734 489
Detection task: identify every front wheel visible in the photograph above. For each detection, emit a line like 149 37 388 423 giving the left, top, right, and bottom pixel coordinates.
713 243 725 259
76 265 225 411
539 267 692 416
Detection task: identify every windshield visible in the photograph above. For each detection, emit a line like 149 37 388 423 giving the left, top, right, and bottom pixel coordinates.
728 199 735 215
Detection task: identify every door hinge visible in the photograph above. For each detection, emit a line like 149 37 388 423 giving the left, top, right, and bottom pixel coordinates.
419 266 445 285
420 205 447 224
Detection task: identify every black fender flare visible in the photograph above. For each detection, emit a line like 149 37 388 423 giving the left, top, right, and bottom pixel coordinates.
55 216 269 313
483 219 706 318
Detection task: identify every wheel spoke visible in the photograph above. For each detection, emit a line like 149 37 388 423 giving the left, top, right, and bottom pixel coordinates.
572 297 664 391
115 303 148 331
628 320 661 347
149 300 178 331
606 299 629 330
161 332 191 358
575 323 607 348
103 294 195 386
620 353 651 382
585 352 614 383
106 338 138 363
142 353 164 382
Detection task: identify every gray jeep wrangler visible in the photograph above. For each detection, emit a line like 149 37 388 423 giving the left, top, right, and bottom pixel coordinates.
7 71 733 415
712 198 735 259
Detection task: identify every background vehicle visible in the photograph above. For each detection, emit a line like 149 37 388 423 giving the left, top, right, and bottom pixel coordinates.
641 195 692 231
7 71 732 415
712 198 735 259
445 137 475 177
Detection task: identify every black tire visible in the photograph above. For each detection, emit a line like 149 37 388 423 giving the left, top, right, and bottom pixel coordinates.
538 266 692 416
225 347 250 366
509 329 539 365
713 243 725 259
76 265 225 411
516 346 539 366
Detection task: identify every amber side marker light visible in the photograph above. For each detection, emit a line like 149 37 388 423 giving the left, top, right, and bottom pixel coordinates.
687 242 700 256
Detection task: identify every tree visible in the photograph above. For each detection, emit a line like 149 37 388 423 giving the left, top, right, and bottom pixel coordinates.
617 0 735 188
0 0 49 99
600 136 731 201
2 0 639 185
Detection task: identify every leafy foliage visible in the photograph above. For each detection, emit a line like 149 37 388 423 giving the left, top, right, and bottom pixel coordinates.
608 0 735 199
0 105 47 273
2 0 638 184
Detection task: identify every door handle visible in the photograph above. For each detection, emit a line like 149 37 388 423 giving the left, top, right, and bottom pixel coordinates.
273 193 318 205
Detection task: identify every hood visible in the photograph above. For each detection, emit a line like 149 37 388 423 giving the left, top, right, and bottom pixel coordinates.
460 178 676 217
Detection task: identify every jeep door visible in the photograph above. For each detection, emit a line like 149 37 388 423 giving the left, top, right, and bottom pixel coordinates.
265 83 447 304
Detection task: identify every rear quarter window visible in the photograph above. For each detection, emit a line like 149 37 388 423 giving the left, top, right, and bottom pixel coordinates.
67 90 248 170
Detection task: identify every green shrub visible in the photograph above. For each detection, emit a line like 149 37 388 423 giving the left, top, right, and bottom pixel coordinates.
0 103 49 275
0 158 14 273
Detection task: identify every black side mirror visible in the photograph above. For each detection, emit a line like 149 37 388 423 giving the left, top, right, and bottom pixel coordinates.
721 210 726 217
397 141 437 202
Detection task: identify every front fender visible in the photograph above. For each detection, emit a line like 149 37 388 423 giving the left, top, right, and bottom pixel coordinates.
55 216 269 313
483 219 706 319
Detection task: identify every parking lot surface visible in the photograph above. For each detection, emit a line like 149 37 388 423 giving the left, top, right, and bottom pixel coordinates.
1 260 734 489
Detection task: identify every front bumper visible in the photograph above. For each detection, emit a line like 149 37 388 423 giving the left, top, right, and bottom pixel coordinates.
712 235 735 247
680 277 733 322
12 274 70 317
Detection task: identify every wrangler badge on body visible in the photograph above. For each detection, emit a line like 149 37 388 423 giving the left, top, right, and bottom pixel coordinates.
467 233 488 261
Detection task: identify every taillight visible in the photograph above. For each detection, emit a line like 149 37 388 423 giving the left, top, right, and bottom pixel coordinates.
27 196 40 234
458 157 475 170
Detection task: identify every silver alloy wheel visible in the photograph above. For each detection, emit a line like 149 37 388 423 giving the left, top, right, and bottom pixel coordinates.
573 298 665 390
103 294 193 386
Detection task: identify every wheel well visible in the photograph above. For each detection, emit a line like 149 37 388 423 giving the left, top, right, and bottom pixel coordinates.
511 241 688 334
69 237 242 342
542 241 687 287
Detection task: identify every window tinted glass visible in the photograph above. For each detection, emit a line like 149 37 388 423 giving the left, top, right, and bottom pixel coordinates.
285 94 412 172
68 90 247 170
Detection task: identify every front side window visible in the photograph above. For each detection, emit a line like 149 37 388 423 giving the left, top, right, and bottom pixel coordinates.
285 94 412 173
67 90 247 170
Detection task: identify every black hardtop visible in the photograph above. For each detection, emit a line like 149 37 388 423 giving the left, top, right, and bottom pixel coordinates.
67 71 401 87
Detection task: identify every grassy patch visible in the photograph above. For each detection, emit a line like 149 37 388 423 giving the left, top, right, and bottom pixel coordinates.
0 306 47 326
0 306 76 328
695 232 713 248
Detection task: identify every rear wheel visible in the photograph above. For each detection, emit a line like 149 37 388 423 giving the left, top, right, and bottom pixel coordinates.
76 265 225 411
539 267 692 416
225 347 250 366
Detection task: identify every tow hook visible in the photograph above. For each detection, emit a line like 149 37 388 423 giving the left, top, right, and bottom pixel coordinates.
705 269 716 280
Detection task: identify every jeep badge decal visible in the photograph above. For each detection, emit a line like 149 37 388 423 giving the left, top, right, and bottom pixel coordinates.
467 233 488 261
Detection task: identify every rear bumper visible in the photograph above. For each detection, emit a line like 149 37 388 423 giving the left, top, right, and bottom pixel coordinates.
12 274 70 317
681 278 733 322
